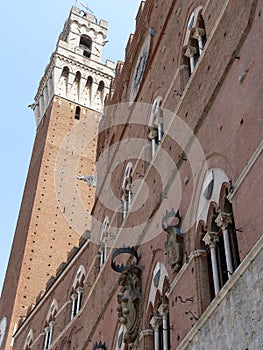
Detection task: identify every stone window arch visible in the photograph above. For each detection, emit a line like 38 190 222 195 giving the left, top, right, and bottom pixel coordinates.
70 266 85 320
148 96 164 158
121 162 133 220
183 7 207 76
24 329 33 350
43 299 58 350
79 35 92 58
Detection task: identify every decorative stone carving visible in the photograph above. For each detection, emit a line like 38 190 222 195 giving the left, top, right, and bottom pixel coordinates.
202 232 219 249
215 212 232 231
162 209 184 272
117 264 142 344
184 45 197 58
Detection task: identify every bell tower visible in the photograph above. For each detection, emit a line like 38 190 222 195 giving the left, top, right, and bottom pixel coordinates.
0 6 114 350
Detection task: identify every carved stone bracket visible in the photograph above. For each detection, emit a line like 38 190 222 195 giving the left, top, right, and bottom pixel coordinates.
117 264 142 345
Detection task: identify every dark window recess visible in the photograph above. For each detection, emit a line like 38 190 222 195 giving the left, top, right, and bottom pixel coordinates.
75 106 81 120
98 81 105 92
80 35 92 58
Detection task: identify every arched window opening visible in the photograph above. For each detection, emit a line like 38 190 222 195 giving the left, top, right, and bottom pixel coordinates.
202 198 240 296
75 71 81 83
70 266 85 320
150 295 170 350
148 96 164 158
75 106 81 120
87 76 93 88
121 162 133 220
61 66 69 77
80 35 92 58
43 300 57 350
98 80 105 92
183 9 207 76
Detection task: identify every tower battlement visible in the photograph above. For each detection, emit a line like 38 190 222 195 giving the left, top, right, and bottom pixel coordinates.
32 6 115 127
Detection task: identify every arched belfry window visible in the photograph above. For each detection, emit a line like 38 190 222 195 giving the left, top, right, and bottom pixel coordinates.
183 8 207 75
148 96 164 158
98 81 105 92
75 106 81 120
80 35 92 58
61 66 70 77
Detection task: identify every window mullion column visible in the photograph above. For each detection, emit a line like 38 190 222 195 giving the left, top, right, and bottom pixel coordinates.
216 212 234 278
158 304 169 350
76 287 83 313
150 316 162 350
48 321 54 347
71 293 77 320
184 46 197 74
43 326 50 350
203 232 220 295
192 28 205 56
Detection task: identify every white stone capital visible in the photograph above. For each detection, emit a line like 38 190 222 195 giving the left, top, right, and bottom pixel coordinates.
191 27 205 40
150 315 162 330
184 45 197 58
158 304 169 317
215 212 232 230
203 232 219 249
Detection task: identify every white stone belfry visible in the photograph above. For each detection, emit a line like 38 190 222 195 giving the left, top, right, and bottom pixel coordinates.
32 6 115 126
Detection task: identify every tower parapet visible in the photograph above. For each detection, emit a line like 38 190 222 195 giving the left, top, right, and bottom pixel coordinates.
33 6 115 126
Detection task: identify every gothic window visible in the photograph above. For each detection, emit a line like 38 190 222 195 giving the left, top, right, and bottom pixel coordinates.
24 329 33 350
150 299 170 350
99 216 109 268
148 96 164 158
43 299 57 350
183 9 207 76
203 197 240 296
70 266 85 320
121 162 133 220
80 35 92 58
75 106 81 120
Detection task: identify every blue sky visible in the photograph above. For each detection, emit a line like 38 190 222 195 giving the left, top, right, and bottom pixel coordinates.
0 0 141 293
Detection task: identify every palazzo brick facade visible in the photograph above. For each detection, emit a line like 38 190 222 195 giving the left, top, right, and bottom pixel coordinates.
0 1 262 350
